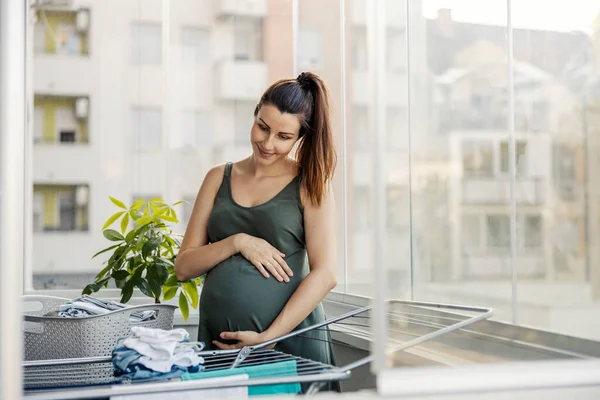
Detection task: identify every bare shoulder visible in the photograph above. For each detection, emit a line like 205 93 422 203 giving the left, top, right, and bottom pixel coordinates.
300 181 335 211
202 164 227 191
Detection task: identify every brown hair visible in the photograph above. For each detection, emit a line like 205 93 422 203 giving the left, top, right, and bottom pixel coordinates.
254 72 336 207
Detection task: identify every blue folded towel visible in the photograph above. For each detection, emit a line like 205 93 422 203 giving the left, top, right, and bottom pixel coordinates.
181 359 301 396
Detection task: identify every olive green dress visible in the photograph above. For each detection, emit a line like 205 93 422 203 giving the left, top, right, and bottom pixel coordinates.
198 162 339 392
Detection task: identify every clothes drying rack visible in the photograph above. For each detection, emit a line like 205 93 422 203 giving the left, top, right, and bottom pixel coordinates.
23 300 493 399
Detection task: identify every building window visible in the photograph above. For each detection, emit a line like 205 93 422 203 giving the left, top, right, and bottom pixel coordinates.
131 108 162 150
234 19 262 61
462 140 494 177
386 185 408 231
553 143 576 182
523 215 542 249
386 30 407 73
298 29 323 69
353 186 371 231
132 22 162 65
386 107 406 150
462 214 481 249
34 185 89 232
34 10 89 56
60 130 76 143
181 27 210 65
353 106 369 151
351 27 367 72
500 140 527 175
486 215 510 249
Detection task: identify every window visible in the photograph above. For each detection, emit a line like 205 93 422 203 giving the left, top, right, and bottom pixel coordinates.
553 144 576 182
131 22 162 65
486 215 510 249
462 140 494 177
353 106 369 150
131 108 162 150
33 106 43 143
34 10 88 56
523 215 543 249
461 214 481 249
386 30 407 73
181 27 210 65
58 192 76 231
60 130 76 143
500 140 527 175
351 27 367 72
353 186 371 231
298 29 323 69
233 19 262 61
386 107 406 149
33 185 89 232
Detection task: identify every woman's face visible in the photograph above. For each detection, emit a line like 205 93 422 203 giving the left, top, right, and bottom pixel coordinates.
250 104 301 165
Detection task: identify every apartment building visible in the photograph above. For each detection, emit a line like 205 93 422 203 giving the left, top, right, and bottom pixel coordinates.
31 0 270 288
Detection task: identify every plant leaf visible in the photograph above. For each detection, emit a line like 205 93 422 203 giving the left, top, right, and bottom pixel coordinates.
120 213 130 235
82 283 97 295
146 267 162 298
164 275 179 287
135 278 153 298
111 270 129 281
183 282 199 309
92 244 121 259
135 215 155 227
142 236 161 259
121 280 134 304
94 263 112 280
155 257 174 267
103 229 125 242
163 286 178 301
179 292 189 321
102 211 125 230
109 196 127 210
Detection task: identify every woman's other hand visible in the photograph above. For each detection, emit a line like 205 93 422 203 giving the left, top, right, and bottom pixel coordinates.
234 233 293 282
213 331 276 350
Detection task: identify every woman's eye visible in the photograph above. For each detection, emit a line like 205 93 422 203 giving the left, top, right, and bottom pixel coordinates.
259 124 269 132
279 136 290 141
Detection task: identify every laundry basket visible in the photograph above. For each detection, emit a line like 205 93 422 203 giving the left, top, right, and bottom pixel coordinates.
22 295 177 361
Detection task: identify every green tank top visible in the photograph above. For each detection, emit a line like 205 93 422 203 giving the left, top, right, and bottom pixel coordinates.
198 162 338 391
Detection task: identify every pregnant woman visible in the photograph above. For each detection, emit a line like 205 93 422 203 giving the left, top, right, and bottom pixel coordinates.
174 72 339 391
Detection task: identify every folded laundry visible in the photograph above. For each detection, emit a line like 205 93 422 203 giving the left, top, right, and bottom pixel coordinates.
57 295 156 321
112 328 205 382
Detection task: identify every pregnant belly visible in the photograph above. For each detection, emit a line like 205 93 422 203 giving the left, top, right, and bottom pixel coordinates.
199 251 306 339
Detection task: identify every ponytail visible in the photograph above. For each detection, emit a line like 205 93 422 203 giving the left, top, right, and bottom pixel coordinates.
255 72 337 207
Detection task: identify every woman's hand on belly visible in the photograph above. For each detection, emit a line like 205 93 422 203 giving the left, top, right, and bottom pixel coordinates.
235 233 294 283
212 330 276 350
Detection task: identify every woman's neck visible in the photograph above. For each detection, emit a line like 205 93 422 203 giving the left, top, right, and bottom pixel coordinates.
247 156 294 178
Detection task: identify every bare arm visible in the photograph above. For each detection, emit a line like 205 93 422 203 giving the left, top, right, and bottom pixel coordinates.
175 165 242 281
260 184 338 341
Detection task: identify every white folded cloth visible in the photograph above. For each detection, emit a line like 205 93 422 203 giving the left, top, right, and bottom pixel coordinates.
138 346 204 373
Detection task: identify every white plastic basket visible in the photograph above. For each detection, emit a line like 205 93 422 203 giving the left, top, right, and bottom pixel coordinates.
22 295 177 361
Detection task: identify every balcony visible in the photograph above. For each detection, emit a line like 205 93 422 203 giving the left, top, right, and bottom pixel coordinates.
214 0 267 18
34 54 92 95
461 177 546 205
33 144 94 183
214 59 267 101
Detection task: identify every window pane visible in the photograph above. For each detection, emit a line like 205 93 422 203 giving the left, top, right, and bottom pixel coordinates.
181 27 210 65
131 108 162 150
132 22 162 65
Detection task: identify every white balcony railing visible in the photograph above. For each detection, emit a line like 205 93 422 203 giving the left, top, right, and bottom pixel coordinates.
461 177 546 205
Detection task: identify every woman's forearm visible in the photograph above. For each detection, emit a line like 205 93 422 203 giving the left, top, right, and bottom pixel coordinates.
262 268 337 342
174 234 243 280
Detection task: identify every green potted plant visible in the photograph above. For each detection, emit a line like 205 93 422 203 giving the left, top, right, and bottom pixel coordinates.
83 196 203 320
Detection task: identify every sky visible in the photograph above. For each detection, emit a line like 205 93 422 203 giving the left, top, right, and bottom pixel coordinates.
421 0 599 33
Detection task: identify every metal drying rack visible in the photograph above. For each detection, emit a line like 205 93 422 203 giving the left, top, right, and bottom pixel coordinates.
23 301 493 399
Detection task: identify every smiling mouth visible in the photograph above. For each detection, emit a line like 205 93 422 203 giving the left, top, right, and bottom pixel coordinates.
257 147 274 158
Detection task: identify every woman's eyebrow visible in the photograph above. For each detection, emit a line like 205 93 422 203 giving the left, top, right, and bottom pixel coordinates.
259 118 294 136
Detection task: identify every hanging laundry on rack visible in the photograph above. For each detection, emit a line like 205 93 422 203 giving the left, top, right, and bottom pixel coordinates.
57 295 157 321
182 359 301 396
113 327 205 381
